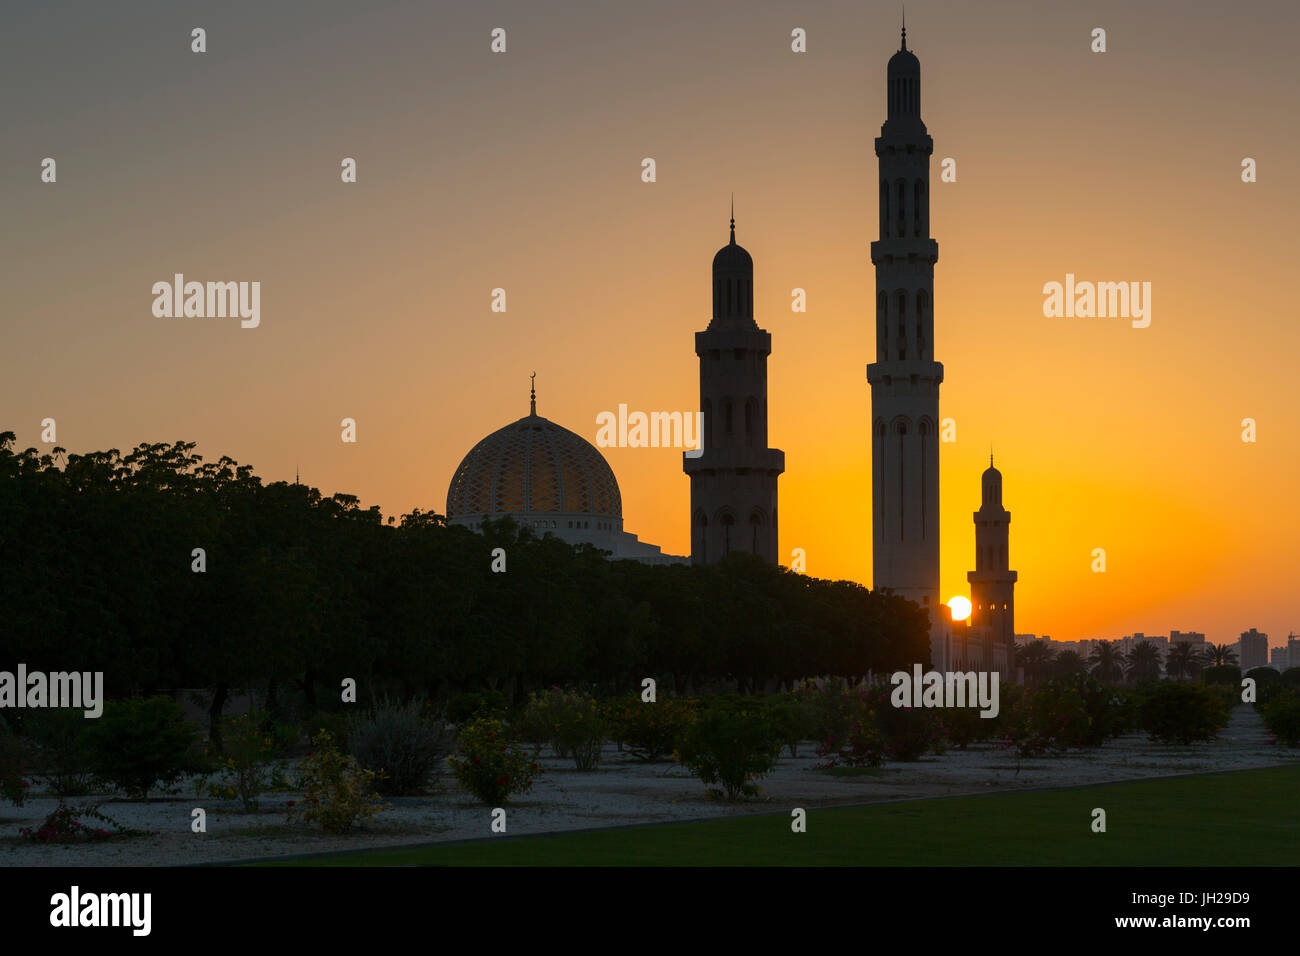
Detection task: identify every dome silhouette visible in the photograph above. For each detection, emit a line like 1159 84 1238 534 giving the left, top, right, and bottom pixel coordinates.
445 411 621 522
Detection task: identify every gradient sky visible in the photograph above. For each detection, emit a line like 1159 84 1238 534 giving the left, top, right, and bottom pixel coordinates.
3 0 1297 648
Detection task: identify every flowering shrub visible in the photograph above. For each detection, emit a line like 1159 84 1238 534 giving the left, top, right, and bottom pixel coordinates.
521 688 607 769
604 696 697 762
875 690 945 761
287 731 387 834
674 697 782 801
201 710 295 812
447 717 543 804
1001 682 1091 756
20 802 137 843
1139 681 1230 745
769 691 818 758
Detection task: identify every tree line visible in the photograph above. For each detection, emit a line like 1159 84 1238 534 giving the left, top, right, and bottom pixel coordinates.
0 433 930 720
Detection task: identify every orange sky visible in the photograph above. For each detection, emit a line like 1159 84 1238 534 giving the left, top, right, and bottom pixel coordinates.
3 0 1297 648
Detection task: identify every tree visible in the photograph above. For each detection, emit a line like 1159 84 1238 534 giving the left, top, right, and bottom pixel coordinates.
1054 650 1085 677
1206 643 1239 667
1165 642 1206 681
1087 641 1124 684
1124 642 1162 684
1015 640 1057 688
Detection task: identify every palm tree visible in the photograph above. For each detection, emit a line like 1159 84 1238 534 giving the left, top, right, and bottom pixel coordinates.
1015 640 1057 688
1088 640 1124 684
1124 642 1162 684
1206 643 1239 667
1055 650 1085 677
1165 642 1206 681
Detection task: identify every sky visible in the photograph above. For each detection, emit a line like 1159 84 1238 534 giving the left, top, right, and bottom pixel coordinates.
2 0 1297 648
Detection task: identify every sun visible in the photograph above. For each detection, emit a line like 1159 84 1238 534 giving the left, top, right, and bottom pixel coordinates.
947 595 972 622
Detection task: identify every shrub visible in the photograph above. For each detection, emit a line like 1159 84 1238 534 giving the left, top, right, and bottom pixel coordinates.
674 697 782 800
1139 681 1230 744
350 697 453 796
769 693 818 758
447 717 543 804
24 708 95 797
941 701 992 750
1000 682 1091 756
202 710 296 811
1043 673 1135 746
303 710 356 753
816 706 885 769
19 802 139 843
85 697 204 800
0 717 28 806
446 691 509 725
799 679 860 747
604 696 697 761
287 730 387 833
1202 665 1242 687
1280 668 1300 689
876 693 945 761
1260 690 1300 747
521 688 606 769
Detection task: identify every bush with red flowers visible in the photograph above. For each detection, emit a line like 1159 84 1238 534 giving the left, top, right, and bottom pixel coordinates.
19 802 138 843
446 717 542 805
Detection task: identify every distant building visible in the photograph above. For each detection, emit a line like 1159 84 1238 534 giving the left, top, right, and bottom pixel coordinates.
1169 630 1206 646
1239 629 1268 671
1270 646 1289 671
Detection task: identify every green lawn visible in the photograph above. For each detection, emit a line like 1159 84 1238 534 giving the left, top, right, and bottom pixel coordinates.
260 765 1300 866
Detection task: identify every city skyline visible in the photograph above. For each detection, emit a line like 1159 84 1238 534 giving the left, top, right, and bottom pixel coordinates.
3 0 1297 647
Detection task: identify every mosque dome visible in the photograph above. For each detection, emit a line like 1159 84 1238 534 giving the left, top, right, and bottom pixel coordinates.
445 396 621 524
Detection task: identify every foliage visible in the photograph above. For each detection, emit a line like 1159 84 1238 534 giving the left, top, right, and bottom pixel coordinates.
875 691 945 761
446 691 509 725
446 717 543 804
19 802 139 843
674 697 782 800
0 431 930 704
603 695 697 761
1202 665 1242 687
287 731 387 833
0 717 28 806
1138 682 1230 745
1001 681 1091 756
349 697 453 796
1280 668 1300 688
521 688 606 769
23 708 96 797
201 710 296 811
84 696 204 801
1087 641 1125 684
1165 643 1206 681
1260 690 1300 747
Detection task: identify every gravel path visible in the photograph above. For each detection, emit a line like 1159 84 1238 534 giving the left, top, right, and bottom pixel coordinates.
2 706 1294 865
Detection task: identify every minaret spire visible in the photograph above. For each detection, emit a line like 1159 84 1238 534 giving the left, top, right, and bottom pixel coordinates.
901 3 907 50
729 194 735 244
530 371 536 415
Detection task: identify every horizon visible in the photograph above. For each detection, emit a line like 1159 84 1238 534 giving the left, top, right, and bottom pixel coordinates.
3 0 1297 648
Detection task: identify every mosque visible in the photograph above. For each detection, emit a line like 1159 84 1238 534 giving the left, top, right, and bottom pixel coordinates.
444 25 1018 676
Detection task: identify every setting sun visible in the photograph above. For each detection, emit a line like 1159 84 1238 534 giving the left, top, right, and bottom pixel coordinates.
948 596 972 622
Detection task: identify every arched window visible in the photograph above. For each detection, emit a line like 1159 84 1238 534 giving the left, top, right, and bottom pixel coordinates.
919 420 928 539
913 180 925 237
749 510 762 553
896 290 907 359
721 513 735 555
896 420 907 541
916 290 929 359
724 399 733 436
877 291 887 356
896 180 906 238
880 180 889 237
744 398 755 446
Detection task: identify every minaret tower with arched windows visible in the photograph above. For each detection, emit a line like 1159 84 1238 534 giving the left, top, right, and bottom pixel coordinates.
868 25 943 613
967 456 1017 658
684 208 784 565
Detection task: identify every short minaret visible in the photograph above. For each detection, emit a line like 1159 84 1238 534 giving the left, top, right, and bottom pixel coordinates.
684 209 784 564
868 25 943 616
967 456 1017 668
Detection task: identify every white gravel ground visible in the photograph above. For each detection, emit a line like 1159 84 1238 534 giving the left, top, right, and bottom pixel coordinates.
1 705 1293 865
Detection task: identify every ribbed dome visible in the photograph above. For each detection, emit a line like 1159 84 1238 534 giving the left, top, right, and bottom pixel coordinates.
446 413 622 521
712 239 752 272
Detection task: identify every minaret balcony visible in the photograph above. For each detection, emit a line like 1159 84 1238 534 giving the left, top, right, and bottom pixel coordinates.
870 238 938 265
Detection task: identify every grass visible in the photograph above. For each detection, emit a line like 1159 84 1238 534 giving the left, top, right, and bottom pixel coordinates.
258 765 1300 866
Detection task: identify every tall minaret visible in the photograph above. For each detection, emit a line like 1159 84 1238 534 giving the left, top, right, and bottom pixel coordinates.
868 25 943 617
967 456 1017 670
684 207 784 564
